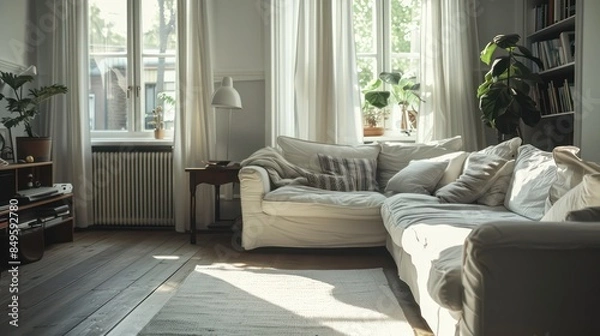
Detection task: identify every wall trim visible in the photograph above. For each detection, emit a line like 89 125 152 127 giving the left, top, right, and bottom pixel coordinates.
0 59 25 73
214 69 265 82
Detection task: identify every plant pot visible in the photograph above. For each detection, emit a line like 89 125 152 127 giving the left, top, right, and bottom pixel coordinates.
16 137 52 162
363 126 384 137
154 129 165 139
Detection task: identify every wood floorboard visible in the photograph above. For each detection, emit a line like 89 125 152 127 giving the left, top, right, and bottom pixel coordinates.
0 229 431 336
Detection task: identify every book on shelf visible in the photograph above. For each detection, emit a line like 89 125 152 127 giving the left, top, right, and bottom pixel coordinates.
533 0 576 31
535 80 574 116
530 34 574 71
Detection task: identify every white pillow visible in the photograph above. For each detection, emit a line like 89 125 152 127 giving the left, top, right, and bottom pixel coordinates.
541 174 600 222
435 153 509 204
385 160 447 195
504 145 557 220
547 146 600 207
479 137 522 160
377 136 463 189
420 151 469 189
277 136 380 173
477 160 515 206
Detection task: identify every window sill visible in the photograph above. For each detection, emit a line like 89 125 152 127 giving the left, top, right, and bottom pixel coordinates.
91 138 173 147
363 130 416 144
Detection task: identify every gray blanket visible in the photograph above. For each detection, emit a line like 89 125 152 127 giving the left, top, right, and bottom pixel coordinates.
240 147 310 187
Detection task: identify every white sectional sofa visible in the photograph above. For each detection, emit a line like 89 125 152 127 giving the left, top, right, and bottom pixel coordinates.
238 135 600 336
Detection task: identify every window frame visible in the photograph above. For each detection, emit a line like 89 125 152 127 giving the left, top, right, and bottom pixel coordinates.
88 0 176 141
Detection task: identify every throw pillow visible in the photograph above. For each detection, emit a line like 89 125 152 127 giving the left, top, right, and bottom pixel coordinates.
435 152 509 204
419 151 469 189
304 172 356 192
318 154 378 191
478 137 522 159
377 136 463 189
385 160 448 195
476 160 516 206
277 136 380 173
541 174 600 221
547 146 600 207
504 144 557 220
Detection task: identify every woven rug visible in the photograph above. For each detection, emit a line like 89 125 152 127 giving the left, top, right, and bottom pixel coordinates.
138 265 413 335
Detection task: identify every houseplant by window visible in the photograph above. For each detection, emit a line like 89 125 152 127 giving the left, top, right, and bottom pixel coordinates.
363 71 422 136
0 67 67 162
477 34 544 140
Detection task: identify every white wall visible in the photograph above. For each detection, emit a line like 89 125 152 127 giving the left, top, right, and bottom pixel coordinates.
210 0 266 162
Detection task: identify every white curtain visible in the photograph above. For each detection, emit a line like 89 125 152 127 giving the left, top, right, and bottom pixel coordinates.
269 0 362 145
173 0 216 233
35 0 93 228
417 0 484 151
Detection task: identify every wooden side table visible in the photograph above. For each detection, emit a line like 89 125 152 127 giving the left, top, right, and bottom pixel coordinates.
185 165 240 244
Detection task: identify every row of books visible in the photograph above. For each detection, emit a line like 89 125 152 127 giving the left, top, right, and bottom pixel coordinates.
532 79 574 116
530 31 575 72
533 0 576 31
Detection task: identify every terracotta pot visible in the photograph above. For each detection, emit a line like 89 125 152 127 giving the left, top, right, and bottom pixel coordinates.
16 137 52 162
363 126 384 137
154 129 165 139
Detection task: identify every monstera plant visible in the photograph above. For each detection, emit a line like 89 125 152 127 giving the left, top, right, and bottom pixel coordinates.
477 34 544 137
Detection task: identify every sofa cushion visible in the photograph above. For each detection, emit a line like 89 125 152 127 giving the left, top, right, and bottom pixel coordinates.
542 174 600 221
548 146 600 208
420 151 470 189
277 136 380 173
476 160 516 206
385 160 447 195
435 153 510 204
505 145 557 220
318 154 378 191
305 172 356 192
381 193 531 250
377 136 463 189
263 185 386 219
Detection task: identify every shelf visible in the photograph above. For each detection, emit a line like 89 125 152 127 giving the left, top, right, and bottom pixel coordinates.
0 161 53 171
0 193 73 216
539 62 575 78
541 111 574 119
528 15 575 42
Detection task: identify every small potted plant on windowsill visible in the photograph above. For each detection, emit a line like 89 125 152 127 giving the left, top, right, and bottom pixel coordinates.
149 106 165 139
362 71 422 136
0 67 68 162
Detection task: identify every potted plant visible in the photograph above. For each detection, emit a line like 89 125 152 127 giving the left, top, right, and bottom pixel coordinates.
477 34 544 140
148 105 165 139
0 67 67 162
363 71 422 136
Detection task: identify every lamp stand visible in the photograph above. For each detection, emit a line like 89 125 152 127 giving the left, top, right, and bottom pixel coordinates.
226 108 232 161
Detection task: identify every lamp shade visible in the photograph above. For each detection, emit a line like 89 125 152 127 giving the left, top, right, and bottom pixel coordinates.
18 65 37 77
211 77 242 109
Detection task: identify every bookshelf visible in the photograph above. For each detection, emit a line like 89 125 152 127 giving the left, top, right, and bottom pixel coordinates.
525 0 578 151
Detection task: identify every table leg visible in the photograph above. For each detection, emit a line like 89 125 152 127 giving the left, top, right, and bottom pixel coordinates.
190 188 197 244
215 184 221 222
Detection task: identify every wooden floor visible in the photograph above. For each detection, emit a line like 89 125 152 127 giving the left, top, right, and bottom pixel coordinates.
0 230 431 336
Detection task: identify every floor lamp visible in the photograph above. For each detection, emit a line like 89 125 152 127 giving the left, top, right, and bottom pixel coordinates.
211 77 243 162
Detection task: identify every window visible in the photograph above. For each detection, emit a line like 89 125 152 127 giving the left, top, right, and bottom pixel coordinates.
88 0 177 138
353 0 421 133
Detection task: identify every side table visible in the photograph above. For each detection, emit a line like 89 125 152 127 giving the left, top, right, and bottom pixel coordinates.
185 165 240 244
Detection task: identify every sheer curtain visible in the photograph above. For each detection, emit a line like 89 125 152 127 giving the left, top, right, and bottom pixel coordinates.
268 0 362 145
417 0 484 151
173 0 216 233
35 0 93 228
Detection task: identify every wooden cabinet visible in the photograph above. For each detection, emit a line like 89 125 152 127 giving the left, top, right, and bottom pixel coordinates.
1 162 73 264
523 0 579 151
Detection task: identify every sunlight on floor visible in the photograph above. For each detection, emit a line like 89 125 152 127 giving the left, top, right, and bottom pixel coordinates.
153 255 181 260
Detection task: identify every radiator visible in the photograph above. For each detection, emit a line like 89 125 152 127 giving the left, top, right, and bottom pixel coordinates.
92 150 174 226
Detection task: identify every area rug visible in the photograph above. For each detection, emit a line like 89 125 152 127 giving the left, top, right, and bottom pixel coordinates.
138 265 413 335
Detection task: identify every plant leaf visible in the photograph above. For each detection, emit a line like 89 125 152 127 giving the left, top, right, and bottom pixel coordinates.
379 72 402 85
364 91 390 109
493 34 521 49
491 57 511 79
513 52 544 71
514 91 541 127
480 41 497 65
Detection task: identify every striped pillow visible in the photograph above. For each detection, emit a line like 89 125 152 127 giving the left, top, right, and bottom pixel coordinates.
318 154 379 191
305 173 356 192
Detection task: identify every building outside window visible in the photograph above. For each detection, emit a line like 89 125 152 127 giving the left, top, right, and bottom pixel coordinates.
88 0 177 138
353 0 421 134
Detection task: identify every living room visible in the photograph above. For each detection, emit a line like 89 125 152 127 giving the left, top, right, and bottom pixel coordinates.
1 0 600 335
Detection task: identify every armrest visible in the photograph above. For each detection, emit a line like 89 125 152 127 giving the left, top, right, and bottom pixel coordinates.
238 166 271 200
461 221 600 336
